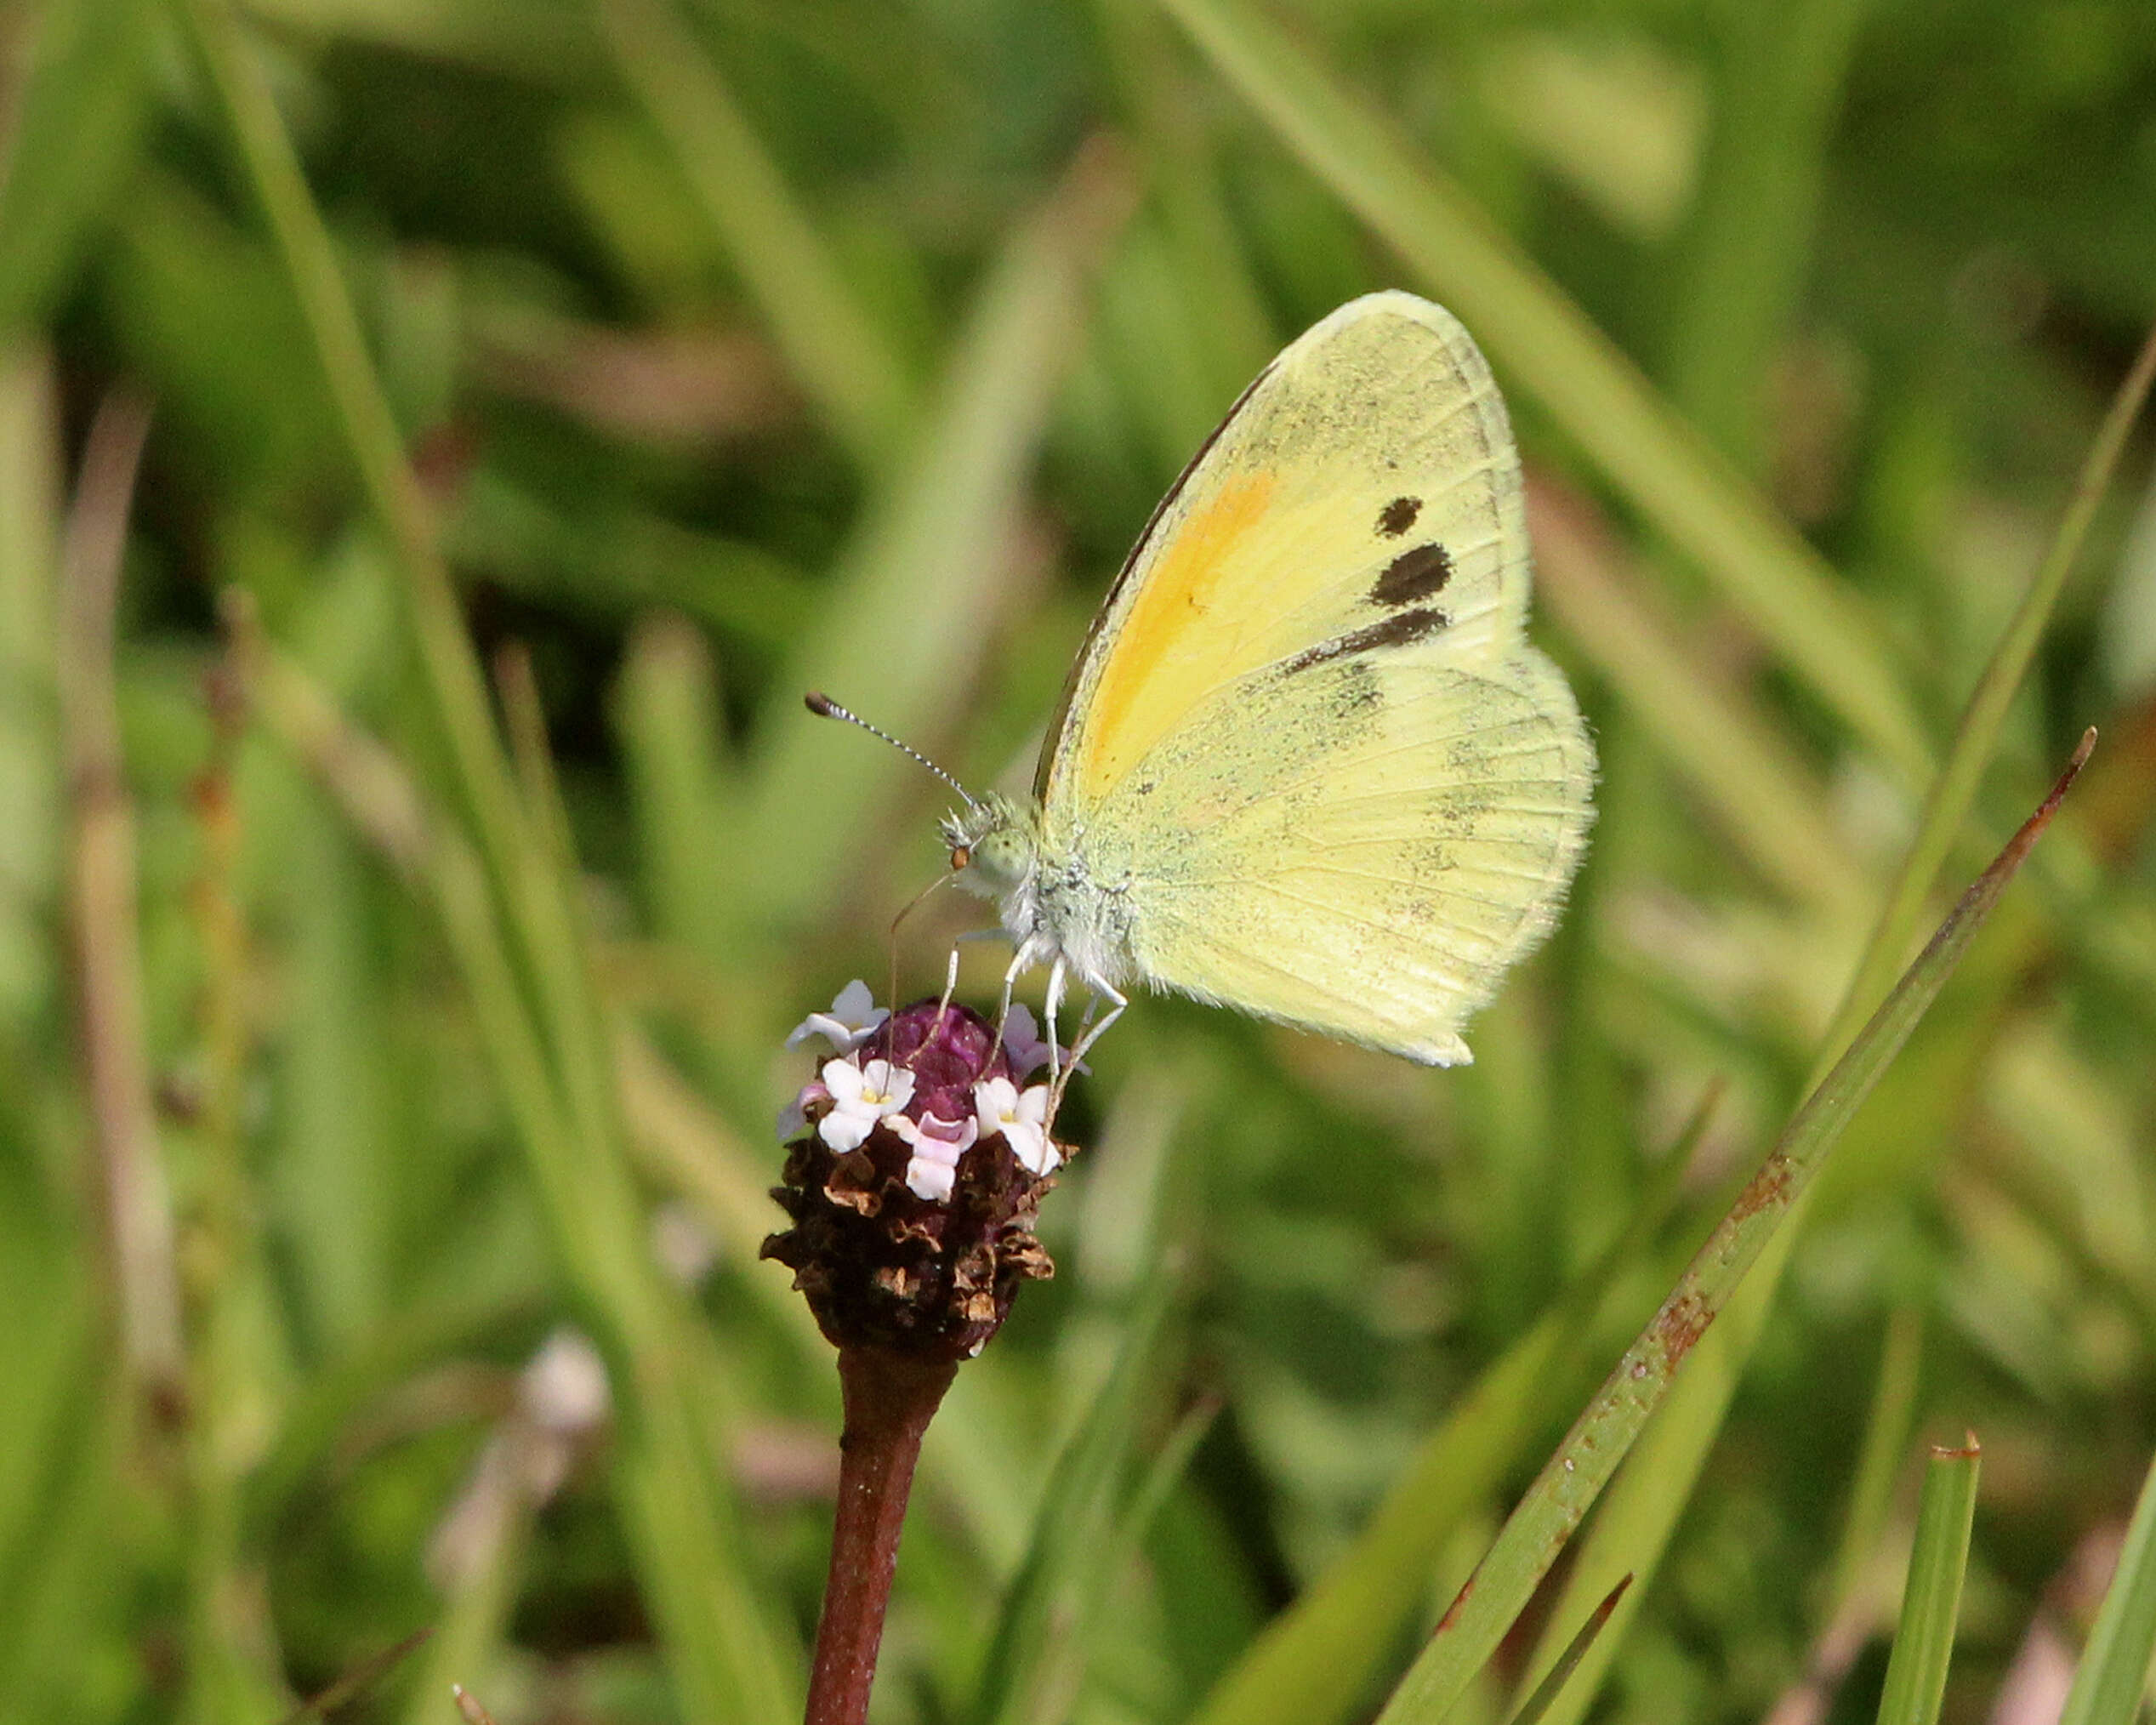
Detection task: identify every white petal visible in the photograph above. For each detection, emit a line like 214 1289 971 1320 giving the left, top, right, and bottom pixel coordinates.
906 1157 956 1202
818 1108 873 1153
784 1011 839 1050
821 1057 866 1104
973 1074 1016 1121
1004 1120 1050 1175
877 1063 917 1113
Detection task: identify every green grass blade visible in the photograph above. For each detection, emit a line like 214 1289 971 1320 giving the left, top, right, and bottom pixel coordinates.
1830 318 2156 1045
0 351 62 1033
2058 1446 2156 1725
180 0 538 955
1506 1576 1632 1725
1499 310 2156 1725
0 0 157 339
1660 0 1870 468
236 626 799 1725
1874 1440 1981 1725
1197 1312 1569 1725
184 10 803 1715
1371 733 2092 1725
1151 0 1931 781
1829 1307 1929 1619
600 0 913 470
736 142 1134 936
1531 489 1863 917
1093 0 1275 402
970 1270 1180 1725
1188 1085 1724 1725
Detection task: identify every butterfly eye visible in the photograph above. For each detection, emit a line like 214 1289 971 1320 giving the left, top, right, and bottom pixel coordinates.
950 845 971 870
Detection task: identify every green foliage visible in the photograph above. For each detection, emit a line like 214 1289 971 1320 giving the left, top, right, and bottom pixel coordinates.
3 1 2155 1722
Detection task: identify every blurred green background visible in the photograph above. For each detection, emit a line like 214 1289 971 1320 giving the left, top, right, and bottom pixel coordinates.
5 0 2156 1721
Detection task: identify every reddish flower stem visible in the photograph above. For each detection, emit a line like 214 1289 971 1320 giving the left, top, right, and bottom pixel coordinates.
805 1346 959 1725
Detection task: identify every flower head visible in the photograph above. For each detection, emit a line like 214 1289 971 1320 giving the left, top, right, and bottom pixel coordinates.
763 991 1072 1359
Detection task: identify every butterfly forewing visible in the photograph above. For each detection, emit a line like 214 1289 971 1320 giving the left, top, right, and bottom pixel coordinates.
1039 293 1533 813
1032 291 1594 1065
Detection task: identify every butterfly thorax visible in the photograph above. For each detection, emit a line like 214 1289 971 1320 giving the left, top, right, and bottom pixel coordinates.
942 793 1134 991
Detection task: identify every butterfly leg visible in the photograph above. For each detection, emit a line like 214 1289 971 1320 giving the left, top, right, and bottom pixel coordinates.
932 942 962 1025
1042 956 1069 1074
1050 977 1126 1116
993 934 1050 1058
935 928 1013 1021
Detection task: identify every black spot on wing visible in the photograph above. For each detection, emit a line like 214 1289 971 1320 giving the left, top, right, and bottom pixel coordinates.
1282 606 1448 674
1370 542 1453 607
1377 495 1422 537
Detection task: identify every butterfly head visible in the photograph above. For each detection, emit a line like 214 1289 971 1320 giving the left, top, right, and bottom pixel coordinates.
942 793 1039 904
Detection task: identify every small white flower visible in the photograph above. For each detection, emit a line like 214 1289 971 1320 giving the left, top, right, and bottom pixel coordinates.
895 1110 978 1203
786 980 890 1054
817 1057 915 1153
973 1076 1057 1176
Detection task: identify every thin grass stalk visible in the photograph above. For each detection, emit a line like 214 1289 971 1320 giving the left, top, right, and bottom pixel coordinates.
600 0 913 470
971 1271 1180 1725
1830 317 2156 1047
1761 1308 1928 1725
1506 1576 1633 1725
277 1627 432 1724
185 9 797 1714
181 685 288 1725
1661 0 1871 469
736 138 1135 936
1527 480 1862 918
229 630 797 1724
1830 1309 1929 1614
55 393 182 1421
181 0 532 914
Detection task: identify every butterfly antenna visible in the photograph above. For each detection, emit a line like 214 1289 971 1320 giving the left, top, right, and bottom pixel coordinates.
805 692 980 811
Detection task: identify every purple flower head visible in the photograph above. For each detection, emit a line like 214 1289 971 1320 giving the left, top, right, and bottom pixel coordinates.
868 998 1010 1119
762 989 1069 1361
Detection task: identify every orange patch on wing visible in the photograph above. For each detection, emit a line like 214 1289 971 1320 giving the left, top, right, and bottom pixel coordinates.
1077 471 1277 802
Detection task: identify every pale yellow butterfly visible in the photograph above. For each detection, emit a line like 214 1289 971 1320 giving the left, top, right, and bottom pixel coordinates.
818 291 1593 1074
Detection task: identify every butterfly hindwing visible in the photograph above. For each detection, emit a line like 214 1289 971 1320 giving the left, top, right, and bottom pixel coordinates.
1078 648 1591 1062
